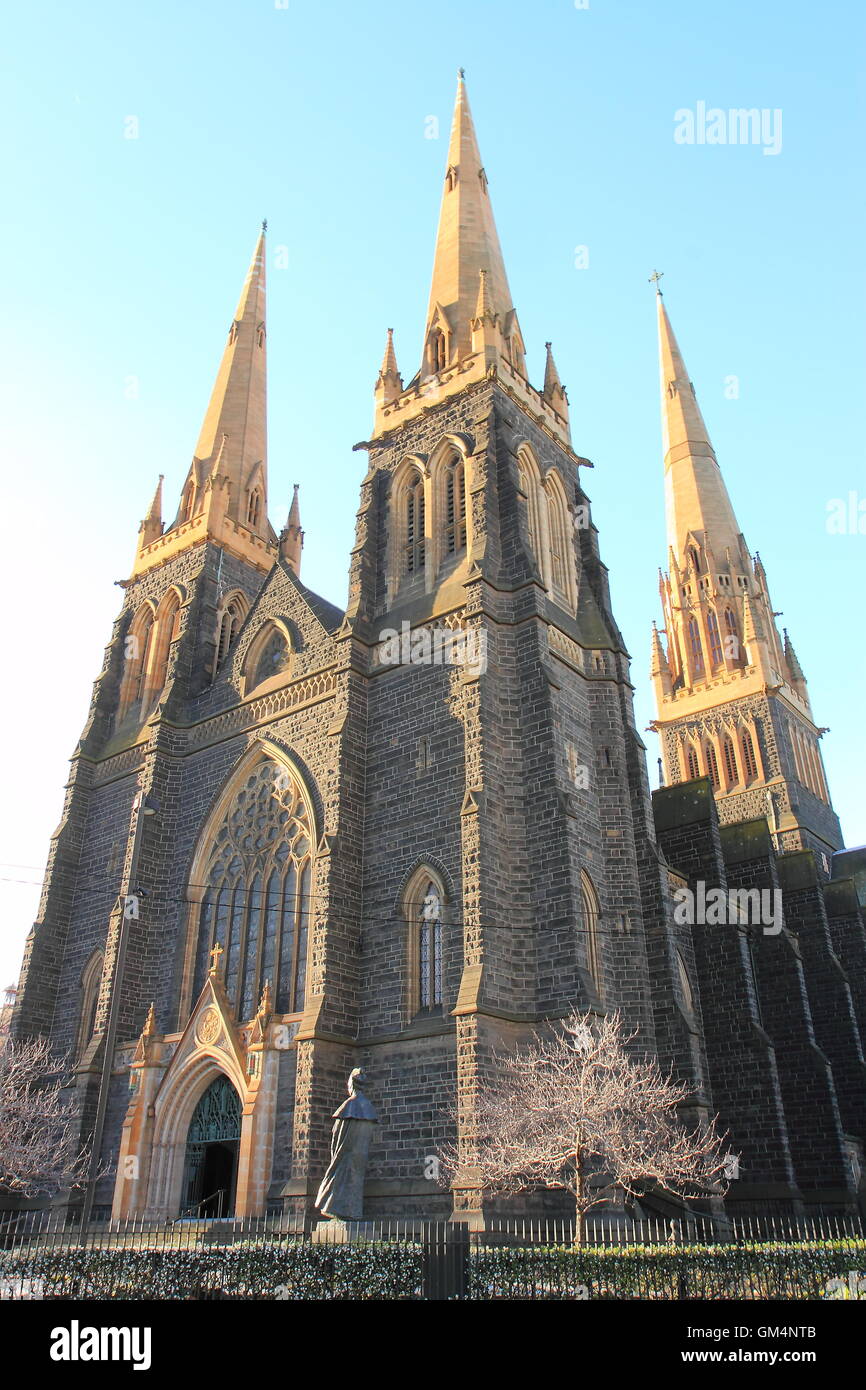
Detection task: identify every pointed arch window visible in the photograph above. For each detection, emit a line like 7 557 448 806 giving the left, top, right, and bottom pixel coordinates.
147 589 182 703
432 330 447 374
118 603 156 722
242 622 292 693
404 473 426 576
443 454 467 558
741 729 758 781
517 446 543 569
216 595 247 672
676 948 695 1017
723 734 738 786
77 950 103 1057
545 473 575 611
686 743 700 780
687 617 704 676
707 609 724 668
190 758 313 1019
404 868 445 1014
580 871 602 996
181 480 196 524
705 740 721 789
246 489 262 530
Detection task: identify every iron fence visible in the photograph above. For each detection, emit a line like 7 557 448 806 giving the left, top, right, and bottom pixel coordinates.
0 1209 863 1300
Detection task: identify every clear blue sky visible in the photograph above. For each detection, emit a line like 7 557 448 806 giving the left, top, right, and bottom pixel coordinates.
1 0 864 990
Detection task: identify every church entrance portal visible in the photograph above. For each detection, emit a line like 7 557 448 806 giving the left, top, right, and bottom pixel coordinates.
180 1074 241 1218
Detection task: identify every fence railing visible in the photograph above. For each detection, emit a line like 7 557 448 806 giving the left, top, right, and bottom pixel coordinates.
1 1209 863 1300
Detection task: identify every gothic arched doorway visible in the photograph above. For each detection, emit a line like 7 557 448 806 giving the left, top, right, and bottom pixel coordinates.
180 1074 241 1218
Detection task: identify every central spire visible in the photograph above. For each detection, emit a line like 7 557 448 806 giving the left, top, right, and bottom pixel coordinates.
187 226 268 532
657 289 742 567
422 72 516 374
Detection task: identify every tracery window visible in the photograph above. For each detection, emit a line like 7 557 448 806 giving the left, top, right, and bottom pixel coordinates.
580 871 602 996
687 617 704 676
404 473 426 576
118 603 156 722
431 330 447 373
705 740 720 789
741 729 758 781
404 868 444 1013
707 609 723 667
190 759 312 1019
545 473 575 610
252 627 290 687
723 734 738 786
686 743 700 780
517 445 543 568
181 480 196 523
247 489 262 529
77 950 103 1057
443 455 467 558
216 596 247 672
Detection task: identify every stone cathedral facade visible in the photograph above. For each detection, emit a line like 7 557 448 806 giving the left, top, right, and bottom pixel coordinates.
11 77 866 1224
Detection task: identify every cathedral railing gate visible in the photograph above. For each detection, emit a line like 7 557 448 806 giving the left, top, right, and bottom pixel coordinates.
421 1223 469 1300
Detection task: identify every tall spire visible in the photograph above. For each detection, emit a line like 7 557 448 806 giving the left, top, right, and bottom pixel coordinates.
186 226 268 532
374 328 402 407
542 342 569 424
422 72 516 373
135 475 164 562
280 484 303 575
657 290 742 567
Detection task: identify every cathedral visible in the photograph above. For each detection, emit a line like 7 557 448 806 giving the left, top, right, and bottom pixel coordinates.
11 76 866 1224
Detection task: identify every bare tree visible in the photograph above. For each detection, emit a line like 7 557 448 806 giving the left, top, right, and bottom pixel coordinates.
441 1010 732 1238
0 1035 91 1197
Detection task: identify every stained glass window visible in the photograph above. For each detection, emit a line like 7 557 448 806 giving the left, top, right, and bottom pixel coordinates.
253 629 290 688
191 759 313 1019
418 880 442 1009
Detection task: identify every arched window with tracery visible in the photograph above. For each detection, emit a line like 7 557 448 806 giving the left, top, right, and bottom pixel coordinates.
404 867 445 1013
118 603 156 722
723 607 739 658
442 454 467 559
147 589 182 703
77 949 103 1056
216 595 247 672
705 740 720 789
723 734 738 786
246 488 262 530
580 871 602 996
686 743 700 780
741 729 758 781
181 479 196 524
517 445 543 569
404 472 426 576
243 622 292 692
545 473 575 610
707 609 723 668
190 757 313 1020
687 617 704 676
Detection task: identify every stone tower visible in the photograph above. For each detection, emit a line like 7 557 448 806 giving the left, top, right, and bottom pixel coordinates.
649 286 843 864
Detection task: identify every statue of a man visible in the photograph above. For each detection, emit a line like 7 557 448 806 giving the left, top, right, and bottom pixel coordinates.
314 1068 378 1221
